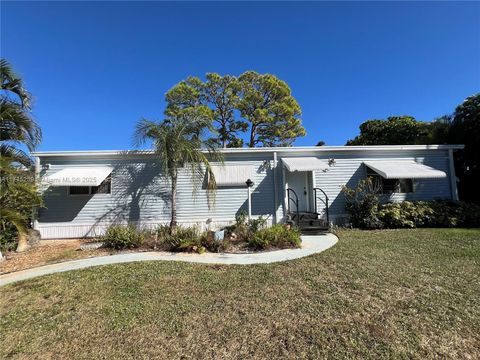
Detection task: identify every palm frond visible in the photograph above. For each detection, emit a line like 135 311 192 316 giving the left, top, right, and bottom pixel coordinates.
0 143 33 168
0 208 27 235
0 58 31 109
0 99 41 150
134 110 223 210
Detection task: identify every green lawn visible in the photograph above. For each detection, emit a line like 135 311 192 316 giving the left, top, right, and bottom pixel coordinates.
1 229 479 359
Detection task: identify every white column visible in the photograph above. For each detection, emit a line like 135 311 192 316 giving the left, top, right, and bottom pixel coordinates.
33 156 41 230
448 149 459 201
272 152 278 224
247 186 252 221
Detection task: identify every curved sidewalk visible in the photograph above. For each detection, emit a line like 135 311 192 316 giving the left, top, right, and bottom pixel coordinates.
0 233 338 286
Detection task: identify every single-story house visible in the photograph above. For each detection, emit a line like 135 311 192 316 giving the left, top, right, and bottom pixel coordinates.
32 145 463 239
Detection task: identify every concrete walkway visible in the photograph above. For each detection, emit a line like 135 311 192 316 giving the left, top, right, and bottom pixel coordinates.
0 233 338 286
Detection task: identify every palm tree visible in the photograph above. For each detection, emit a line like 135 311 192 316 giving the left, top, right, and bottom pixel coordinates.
1 59 42 252
0 157 42 252
1 58 42 168
134 111 222 233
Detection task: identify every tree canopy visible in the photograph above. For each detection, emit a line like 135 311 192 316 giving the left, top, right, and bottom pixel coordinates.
449 94 480 202
134 112 222 233
164 71 305 148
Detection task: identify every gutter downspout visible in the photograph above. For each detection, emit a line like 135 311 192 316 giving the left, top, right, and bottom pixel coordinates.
273 152 278 224
448 149 459 201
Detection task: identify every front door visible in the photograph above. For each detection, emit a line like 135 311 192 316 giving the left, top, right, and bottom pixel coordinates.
286 171 311 212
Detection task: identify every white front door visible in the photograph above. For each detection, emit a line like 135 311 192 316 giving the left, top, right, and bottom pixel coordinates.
285 170 311 212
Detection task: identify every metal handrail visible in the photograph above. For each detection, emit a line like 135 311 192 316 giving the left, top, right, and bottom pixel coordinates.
313 187 330 227
286 188 300 225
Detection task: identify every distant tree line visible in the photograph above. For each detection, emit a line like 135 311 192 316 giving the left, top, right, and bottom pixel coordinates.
164 71 306 148
345 94 480 203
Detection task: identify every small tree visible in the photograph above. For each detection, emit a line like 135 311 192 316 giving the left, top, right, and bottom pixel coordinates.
134 110 222 233
342 178 382 229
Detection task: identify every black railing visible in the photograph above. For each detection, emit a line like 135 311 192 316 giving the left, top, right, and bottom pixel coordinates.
286 188 300 225
313 187 330 227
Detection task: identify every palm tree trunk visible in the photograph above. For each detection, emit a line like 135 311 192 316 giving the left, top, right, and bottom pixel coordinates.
170 171 178 234
16 230 29 252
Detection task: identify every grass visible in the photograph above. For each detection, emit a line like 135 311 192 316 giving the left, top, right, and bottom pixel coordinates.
1 228 479 359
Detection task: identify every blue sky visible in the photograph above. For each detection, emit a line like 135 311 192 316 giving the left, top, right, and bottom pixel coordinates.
2 1 479 150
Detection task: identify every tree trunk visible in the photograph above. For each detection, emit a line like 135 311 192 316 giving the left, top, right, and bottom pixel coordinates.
16 230 30 252
170 172 178 235
248 124 257 147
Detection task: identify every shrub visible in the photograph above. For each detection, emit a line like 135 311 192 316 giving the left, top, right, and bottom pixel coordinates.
378 202 422 228
159 226 206 253
342 178 383 229
377 200 480 229
227 211 268 242
249 224 301 250
0 223 18 252
102 224 144 249
342 178 480 230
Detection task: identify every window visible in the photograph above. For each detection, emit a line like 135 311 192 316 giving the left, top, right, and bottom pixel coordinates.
68 176 111 195
68 186 90 195
366 167 414 194
91 176 111 194
381 178 414 194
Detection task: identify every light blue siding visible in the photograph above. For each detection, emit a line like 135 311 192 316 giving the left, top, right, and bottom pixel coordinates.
36 148 455 238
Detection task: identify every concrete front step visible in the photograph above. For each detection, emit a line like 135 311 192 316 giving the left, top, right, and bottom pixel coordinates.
300 227 330 234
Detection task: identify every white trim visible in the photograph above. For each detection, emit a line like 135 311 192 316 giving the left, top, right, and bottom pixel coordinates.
448 149 459 201
282 165 287 216
31 144 465 157
33 157 41 230
273 152 278 224
304 172 310 211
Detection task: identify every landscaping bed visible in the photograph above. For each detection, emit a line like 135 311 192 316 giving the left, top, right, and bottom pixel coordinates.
0 239 116 274
0 215 302 274
100 213 302 254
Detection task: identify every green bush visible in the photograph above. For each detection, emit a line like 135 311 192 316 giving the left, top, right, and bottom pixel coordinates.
249 224 301 250
159 226 206 254
227 211 268 242
343 176 480 229
377 200 480 229
0 223 18 252
102 224 145 249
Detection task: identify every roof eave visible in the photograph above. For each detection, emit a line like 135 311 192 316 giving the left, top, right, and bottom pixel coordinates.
31 144 465 157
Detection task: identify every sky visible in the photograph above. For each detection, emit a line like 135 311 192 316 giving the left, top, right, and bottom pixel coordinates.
2 1 479 151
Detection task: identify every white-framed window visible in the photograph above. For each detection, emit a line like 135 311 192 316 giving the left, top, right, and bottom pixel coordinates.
68 176 112 195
